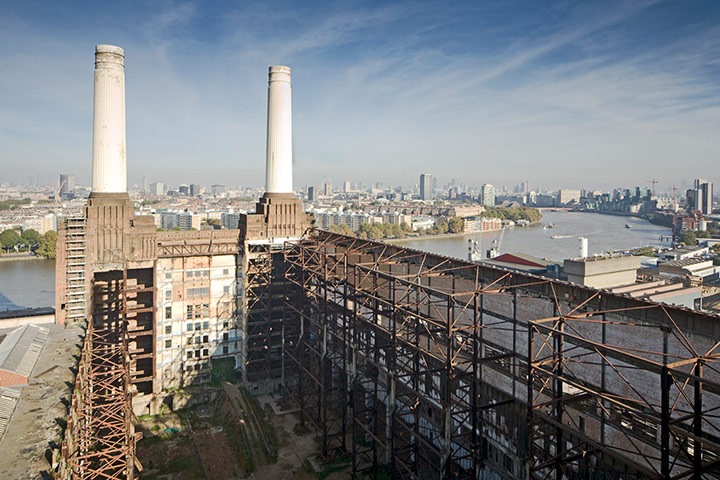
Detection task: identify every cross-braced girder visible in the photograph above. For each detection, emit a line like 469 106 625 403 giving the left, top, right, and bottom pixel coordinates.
283 231 720 480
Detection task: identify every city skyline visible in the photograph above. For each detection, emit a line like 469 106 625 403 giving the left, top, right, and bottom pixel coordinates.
1 1 719 190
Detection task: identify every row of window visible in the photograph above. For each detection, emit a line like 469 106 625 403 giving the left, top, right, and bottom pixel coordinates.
187 303 210 319
162 268 231 281
164 332 232 349
161 321 235 336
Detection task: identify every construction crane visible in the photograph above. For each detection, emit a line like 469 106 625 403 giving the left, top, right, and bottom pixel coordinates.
468 238 483 262
647 179 658 197
487 226 506 259
671 186 678 203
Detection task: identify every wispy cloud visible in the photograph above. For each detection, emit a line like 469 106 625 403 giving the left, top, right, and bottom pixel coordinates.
0 0 718 191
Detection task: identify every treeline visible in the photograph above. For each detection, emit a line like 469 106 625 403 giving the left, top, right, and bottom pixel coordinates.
0 229 57 258
0 198 32 211
328 222 412 240
480 206 542 223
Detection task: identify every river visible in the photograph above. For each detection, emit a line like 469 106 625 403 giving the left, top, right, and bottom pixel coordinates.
0 258 55 310
395 210 672 262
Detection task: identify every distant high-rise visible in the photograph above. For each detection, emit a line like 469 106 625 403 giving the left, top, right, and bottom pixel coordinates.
190 184 201 197
692 179 713 215
150 182 165 196
308 186 317 202
420 173 432 201
323 179 333 196
142 177 149 193
59 174 75 198
480 184 495 207
211 184 226 195
178 184 190 196
343 181 351 193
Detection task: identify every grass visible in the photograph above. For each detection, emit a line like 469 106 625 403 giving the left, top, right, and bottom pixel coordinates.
211 357 241 386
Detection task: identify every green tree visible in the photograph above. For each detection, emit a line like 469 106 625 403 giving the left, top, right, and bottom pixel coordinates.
678 231 697 246
633 247 655 257
697 230 711 239
21 229 41 246
36 230 57 258
0 229 21 252
448 217 464 234
711 244 720 255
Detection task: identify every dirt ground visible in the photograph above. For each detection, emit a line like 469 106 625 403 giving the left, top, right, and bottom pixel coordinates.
136 389 352 480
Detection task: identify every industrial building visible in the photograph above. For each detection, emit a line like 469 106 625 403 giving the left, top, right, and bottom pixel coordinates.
54 44 720 480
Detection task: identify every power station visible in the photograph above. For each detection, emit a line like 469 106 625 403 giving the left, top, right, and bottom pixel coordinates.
56 45 720 480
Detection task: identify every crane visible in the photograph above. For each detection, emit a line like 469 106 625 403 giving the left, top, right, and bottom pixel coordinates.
487 226 506 259
647 179 658 197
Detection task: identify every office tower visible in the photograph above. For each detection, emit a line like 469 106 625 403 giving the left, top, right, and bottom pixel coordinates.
178 184 190 195
59 174 75 198
211 184 226 195
481 184 495 207
420 173 432 201
190 184 201 197
142 177 148 193
308 186 317 202
343 181 351 193
150 182 165 196
693 179 713 215
324 179 333 196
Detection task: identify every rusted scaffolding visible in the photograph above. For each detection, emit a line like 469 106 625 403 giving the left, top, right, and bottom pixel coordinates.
283 231 720 479
62 270 139 480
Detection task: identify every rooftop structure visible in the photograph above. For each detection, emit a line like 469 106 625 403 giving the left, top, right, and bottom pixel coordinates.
564 255 641 289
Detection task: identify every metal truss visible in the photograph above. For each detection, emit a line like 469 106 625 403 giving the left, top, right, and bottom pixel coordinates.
62 270 139 480
283 230 720 480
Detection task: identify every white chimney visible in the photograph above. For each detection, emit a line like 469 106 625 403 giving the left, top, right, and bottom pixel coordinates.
265 66 293 194
91 45 126 193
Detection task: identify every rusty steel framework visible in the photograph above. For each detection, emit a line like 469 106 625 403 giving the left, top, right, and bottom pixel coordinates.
283 231 720 479
62 270 140 480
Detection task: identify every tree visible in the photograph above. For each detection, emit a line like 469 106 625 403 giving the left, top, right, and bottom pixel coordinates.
678 231 697 246
711 243 720 255
0 229 21 252
448 217 464 234
21 229 41 246
36 230 57 259
697 230 711 239
633 247 655 257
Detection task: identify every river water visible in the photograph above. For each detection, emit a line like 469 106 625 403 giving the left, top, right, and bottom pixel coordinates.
395 210 672 262
0 212 671 311
0 259 55 310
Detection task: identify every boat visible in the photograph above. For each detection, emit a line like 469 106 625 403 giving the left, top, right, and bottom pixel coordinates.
625 224 633 229
551 235 561 239
544 223 556 229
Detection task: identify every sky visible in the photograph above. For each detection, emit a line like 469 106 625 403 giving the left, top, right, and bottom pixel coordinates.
0 0 719 192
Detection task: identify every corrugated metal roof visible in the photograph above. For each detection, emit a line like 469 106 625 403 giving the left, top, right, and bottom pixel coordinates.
0 325 49 378
0 387 20 440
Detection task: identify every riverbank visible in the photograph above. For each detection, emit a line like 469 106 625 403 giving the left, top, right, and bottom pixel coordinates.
0 253 48 262
387 222 541 244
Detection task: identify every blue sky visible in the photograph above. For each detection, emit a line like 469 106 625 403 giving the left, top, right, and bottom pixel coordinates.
1 0 718 191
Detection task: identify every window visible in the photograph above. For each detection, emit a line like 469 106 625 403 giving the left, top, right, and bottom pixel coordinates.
194 337 201 345
194 305 202 318
223 285 230 295
223 321 229 329
187 338 193 345
223 268 229 275
165 272 171 280
187 351 193 359
202 321 209 330
165 290 172 301
202 348 209 357
187 287 209 298
223 346 229 354
202 270 209 277
223 333 229 342
202 335 209 343
186 305 193 319
202 304 210 317
186 322 193 332
195 349 201 358
165 339 171 348
165 306 172 319
195 322 201 331
165 325 172 335
186 271 192 278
